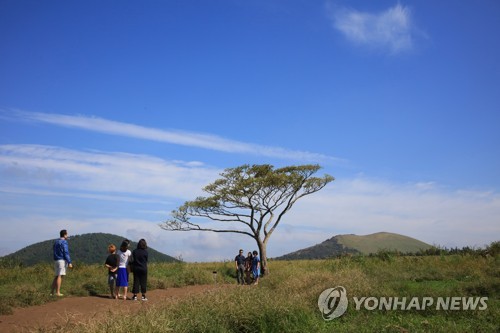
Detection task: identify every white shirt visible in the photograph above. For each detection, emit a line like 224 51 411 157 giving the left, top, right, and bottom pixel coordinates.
117 249 131 268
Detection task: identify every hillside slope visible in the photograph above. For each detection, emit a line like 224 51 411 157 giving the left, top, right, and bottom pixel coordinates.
336 232 432 254
1 233 178 266
275 232 432 260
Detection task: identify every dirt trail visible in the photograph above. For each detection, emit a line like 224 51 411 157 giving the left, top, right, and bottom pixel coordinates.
0 285 218 333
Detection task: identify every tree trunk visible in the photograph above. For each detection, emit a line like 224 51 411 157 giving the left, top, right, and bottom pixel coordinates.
256 238 268 276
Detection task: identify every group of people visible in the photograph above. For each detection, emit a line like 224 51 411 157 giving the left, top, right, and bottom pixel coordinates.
104 238 149 301
234 249 261 285
51 229 149 301
50 230 264 300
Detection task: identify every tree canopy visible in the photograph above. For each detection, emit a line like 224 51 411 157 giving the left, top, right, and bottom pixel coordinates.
161 164 334 273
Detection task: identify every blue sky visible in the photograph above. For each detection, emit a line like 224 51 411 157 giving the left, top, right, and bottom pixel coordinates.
1 0 499 261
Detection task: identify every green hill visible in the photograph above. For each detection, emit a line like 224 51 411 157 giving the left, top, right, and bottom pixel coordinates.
336 232 432 254
275 232 432 260
1 233 179 266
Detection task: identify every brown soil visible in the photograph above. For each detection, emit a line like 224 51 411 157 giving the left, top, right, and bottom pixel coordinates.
0 285 219 333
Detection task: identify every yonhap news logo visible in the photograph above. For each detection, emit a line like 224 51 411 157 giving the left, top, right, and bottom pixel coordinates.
317 286 348 320
318 286 489 321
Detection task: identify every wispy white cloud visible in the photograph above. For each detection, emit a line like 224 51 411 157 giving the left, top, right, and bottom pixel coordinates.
0 186 169 204
3 109 342 164
328 3 417 54
1 143 497 260
2 146 498 260
0 144 218 200
0 143 224 257
285 177 500 250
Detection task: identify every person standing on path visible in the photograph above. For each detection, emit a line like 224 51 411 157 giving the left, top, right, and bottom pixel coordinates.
131 239 149 301
51 229 72 296
116 240 131 300
104 244 119 299
234 249 246 285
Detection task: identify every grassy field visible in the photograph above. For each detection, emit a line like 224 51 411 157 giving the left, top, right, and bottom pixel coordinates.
0 253 498 332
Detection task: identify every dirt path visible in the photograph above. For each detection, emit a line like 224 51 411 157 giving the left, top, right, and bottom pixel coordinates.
0 285 219 333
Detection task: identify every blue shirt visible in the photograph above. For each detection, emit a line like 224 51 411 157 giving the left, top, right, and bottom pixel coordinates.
53 238 72 264
251 256 261 278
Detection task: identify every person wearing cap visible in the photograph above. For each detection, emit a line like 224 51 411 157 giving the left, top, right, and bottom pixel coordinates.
234 249 246 285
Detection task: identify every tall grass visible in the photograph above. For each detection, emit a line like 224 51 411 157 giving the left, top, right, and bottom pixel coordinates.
1 255 498 332
70 256 500 332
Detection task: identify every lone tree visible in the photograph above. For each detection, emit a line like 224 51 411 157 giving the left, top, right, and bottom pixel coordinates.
160 164 334 274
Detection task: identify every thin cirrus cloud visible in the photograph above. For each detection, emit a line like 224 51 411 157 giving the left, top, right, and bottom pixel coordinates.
0 144 219 200
283 178 500 249
3 109 341 164
328 3 417 53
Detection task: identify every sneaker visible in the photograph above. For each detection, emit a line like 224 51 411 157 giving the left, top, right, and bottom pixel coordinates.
141 296 148 301
132 295 138 301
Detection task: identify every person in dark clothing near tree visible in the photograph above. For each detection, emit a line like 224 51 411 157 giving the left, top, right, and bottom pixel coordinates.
234 249 246 285
244 251 253 284
131 239 149 301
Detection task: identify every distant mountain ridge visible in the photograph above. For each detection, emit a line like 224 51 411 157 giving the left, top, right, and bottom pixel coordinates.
275 232 432 260
1 233 178 266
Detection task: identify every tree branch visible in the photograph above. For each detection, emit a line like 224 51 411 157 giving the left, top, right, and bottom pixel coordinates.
159 219 255 238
